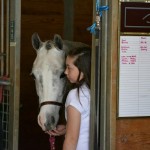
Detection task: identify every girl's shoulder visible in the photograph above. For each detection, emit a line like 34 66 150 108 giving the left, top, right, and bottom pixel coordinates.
67 88 78 100
66 84 90 106
68 84 90 97
65 87 90 113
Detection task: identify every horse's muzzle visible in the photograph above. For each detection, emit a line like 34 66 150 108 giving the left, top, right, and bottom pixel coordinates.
44 116 56 130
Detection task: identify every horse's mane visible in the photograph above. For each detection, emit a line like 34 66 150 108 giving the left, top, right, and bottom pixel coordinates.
63 40 89 55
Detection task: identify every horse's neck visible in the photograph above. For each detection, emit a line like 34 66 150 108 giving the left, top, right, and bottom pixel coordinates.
63 40 89 54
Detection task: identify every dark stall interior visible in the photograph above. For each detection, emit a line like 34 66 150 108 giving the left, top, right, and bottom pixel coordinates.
19 0 92 149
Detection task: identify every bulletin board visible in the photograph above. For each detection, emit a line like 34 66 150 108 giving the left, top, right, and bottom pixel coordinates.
118 36 150 117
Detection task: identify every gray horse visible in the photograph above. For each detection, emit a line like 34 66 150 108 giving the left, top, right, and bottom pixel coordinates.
31 33 89 131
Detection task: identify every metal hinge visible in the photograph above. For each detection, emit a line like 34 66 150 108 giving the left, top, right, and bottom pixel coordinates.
10 21 15 42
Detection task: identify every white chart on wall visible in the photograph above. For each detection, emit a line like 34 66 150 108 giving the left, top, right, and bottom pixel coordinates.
119 36 150 117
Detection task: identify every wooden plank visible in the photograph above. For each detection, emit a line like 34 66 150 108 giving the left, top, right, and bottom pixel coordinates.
116 118 150 150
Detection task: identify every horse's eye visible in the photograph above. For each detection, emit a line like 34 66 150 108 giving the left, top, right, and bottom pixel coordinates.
46 42 52 50
31 73 36 80
60 72 66 78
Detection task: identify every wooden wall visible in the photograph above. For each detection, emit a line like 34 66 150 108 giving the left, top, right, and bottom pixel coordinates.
110 1 150 150
116 118 150 150
19 0 92 150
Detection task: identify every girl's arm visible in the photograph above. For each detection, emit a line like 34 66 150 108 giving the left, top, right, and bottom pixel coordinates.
63 105 81 150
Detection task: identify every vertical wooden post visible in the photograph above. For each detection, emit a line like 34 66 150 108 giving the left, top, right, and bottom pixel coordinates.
9 0 21 149
64 0 74 40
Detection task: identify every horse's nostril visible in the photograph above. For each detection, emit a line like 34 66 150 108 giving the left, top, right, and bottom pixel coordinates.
51 116 55 124
45 116 55 130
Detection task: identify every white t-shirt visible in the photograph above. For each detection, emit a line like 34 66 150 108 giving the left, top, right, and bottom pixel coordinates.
65 84 90 150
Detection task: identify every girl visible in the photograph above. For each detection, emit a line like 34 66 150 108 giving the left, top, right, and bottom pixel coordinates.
48 46 91 150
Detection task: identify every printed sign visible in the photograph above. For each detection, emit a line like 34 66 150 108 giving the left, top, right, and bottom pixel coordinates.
121 2 150 32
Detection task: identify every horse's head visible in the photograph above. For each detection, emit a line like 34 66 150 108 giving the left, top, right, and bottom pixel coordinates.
31 33 90 131
31 33 66 131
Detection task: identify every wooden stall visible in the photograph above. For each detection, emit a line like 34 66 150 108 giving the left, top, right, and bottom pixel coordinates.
19 0 92 150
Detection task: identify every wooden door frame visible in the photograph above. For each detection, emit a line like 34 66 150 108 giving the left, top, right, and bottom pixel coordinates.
90 0 118 149
9 0 21 149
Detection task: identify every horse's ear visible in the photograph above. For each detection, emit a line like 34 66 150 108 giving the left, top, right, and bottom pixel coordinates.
32 32 42 51
53 34 63 49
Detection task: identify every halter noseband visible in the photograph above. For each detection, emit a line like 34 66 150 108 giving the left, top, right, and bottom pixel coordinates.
39 101 63 109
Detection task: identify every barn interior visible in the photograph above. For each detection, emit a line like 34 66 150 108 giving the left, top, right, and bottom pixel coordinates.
19 0 92 149
0 0 150 150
